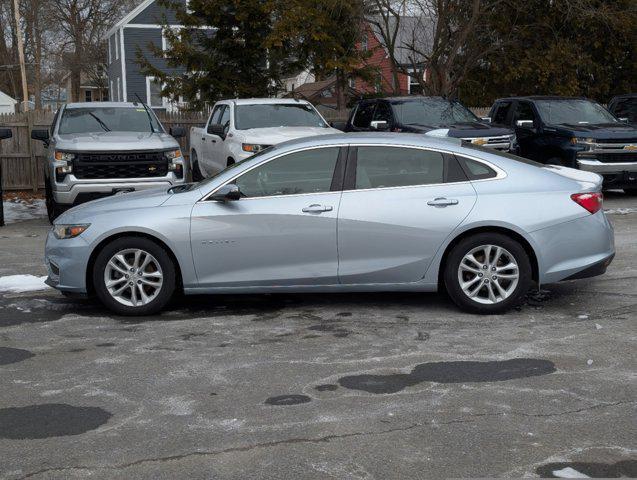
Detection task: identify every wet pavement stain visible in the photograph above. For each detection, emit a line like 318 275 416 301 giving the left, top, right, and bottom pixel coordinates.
315 384 339 392
535 460 637 478
180 333 207 341
308 324 351 337
95 342 115 347
0 404 112 439
336 312 352 317
338 358 556 394
415 331 430 341
264 394 312 406
67 348 86 353
0 347 35 366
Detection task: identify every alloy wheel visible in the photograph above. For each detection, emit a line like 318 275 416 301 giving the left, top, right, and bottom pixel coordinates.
457 244 520 305
104 248 164 307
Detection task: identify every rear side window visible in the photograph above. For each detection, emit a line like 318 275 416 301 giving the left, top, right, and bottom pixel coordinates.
353 102 375 128
355 146 444 189
491 102 512 125
456 155 498 180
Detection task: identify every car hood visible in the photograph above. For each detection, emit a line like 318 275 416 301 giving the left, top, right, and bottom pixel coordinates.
417 122 513 138
550 123 637 141
55 131 180 152
238 126 341 144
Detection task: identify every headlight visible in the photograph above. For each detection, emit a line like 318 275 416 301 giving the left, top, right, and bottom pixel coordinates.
570 137 596 150
164 149 183 160
242 143 270 153
53 224 90 239
54 151 76 161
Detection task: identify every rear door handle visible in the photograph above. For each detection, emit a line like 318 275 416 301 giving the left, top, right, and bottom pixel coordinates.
302 204 333 214
427 197 459 207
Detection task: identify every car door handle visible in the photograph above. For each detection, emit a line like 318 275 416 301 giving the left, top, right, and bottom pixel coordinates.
427 197 459 207
302 204 333 213
202 137 206 141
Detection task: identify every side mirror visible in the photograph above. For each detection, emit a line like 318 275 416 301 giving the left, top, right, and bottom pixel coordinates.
210 184 241 202
207 123 225 137
618 117 629 123
516 119 534 129
329 120 347 131
0 128 11 140
370 120 389 131
170 126 185 138
481 117 491 123
31 129 50 142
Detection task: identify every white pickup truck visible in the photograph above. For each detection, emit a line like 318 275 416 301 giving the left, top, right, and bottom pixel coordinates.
189 98 341 179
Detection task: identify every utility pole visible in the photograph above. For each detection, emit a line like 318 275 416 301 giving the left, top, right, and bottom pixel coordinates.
13 0 29 112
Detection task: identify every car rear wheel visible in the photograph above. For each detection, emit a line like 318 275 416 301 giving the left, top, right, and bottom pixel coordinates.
93 237 176 316
444 233 532 314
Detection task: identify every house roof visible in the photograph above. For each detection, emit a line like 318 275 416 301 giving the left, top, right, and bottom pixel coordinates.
105 0 156 39
0 90 17 105
368 16 433 66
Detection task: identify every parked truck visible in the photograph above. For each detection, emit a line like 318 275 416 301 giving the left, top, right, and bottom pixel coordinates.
488 96 637 194
31 102 187 222
189 98 341 179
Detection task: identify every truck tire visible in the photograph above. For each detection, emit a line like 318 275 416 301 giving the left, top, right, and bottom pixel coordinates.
191 151 204 181
45 177 64 224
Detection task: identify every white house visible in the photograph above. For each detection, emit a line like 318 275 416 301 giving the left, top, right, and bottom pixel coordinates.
0 90 17 114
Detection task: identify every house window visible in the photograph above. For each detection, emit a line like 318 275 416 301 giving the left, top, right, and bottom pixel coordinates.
361 35 368 51
108 38 112 64
114 32 119 60
348 78 355 89
110 80 114 101
85 90 93 102
374 73 382 93
407 68 423 95
146 77 163 107
116 77 121 102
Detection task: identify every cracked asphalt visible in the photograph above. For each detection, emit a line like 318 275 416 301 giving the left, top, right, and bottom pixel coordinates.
0 192 636 479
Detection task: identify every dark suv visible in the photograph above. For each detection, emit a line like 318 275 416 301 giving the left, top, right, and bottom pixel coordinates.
489 96 637 193
608 94 637 124
345 97 516 152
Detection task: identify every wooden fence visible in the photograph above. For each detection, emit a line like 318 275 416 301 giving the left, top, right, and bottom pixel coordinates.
0 107 490 192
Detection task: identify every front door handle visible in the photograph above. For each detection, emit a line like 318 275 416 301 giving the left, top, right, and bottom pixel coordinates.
427 197 459 207
302 204 333 214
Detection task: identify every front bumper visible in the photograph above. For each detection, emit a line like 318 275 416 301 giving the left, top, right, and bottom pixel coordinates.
44 229 92 293
530 210 615 284
577 159 637 174
53 178 178 205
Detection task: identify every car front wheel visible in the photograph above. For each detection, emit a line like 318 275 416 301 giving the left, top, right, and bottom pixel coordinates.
93 237 176 315
444 233 532 314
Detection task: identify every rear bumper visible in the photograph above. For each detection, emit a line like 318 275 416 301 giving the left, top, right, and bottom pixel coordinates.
563 253 614 281
530 210 615 284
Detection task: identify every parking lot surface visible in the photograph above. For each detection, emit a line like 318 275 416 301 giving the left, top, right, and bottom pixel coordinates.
0 192 635 479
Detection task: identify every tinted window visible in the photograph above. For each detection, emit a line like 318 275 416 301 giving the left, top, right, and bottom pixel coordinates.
609 97 637 123
355 147 444 189
353 102 375 128
492 102 512 124
219 106 230 133
58 107 162 134
513 102 536 122
456 155 497 180
373 102 393 123
392 99 478 127
234 104 326 129
534 99 617 125
235 147 339 198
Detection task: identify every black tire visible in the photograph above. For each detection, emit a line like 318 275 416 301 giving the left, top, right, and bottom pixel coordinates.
546 156 565 166
444 233 532 314
623 188 637 196
191 151 204 182
44 177 64 224
92 236 176 316
227 158 235 167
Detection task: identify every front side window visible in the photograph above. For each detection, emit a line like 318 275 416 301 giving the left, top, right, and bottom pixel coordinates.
492 102 512 124
355 146 444 189
513 102 536 122
235 147 339 198
534 99 617 125
392 99 478 127
57 107 162 134
373 102 393 123
353 102 375 128
234 103 327 130
208 105 224 127
219 105 230 133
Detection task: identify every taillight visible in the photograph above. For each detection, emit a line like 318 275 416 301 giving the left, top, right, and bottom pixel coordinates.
571 192 603 214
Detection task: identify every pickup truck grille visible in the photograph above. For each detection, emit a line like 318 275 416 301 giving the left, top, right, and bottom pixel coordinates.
596 153 637 163
73 151 168 179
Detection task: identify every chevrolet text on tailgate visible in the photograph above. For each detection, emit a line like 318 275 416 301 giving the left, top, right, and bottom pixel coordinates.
31 102 187 222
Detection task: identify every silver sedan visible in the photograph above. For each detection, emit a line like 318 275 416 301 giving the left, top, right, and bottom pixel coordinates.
44 133 615 315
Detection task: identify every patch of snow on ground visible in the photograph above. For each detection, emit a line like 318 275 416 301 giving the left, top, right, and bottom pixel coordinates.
2 198 46 224
605 207 637 215
0 274 49 293
552 466 590 478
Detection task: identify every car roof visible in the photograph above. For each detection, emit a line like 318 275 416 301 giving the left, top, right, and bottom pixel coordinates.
494 96 590 102
219 98 312 106
359 96 451 104
64 102 145 109
609 94 637 100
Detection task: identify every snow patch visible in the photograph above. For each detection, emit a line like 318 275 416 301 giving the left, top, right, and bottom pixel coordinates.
605 207 637 215
0 275 49 293
552 466 590 478
2 199 46 224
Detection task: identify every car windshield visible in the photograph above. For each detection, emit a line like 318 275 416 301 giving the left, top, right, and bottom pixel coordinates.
58 107 163 134
534 99 618 125
234 104 327 130
392 99 479 127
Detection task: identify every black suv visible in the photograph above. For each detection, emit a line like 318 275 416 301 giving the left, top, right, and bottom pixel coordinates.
489 96 637 193
345 96 516 152
608 94 637 124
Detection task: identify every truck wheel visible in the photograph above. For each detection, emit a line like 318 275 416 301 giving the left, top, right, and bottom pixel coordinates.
547 156 565 166
444 233 532 314
93 236 176 316
45 178 64 224
191 151 204 181
227 158 235 167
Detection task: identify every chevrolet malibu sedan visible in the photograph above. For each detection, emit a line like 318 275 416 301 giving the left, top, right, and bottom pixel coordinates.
45 133 614 315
